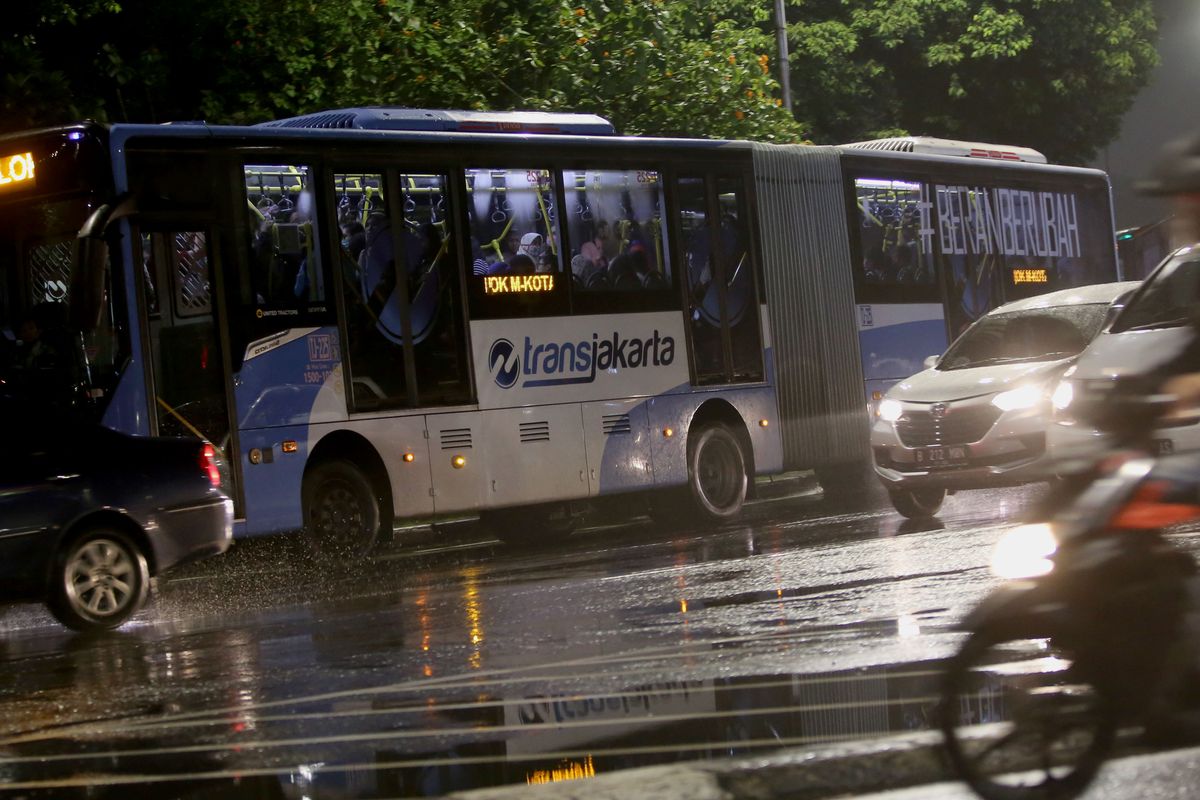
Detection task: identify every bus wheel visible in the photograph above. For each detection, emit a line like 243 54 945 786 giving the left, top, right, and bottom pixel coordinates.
302 459 382 560
686 423 748 521
49 527 150 632
889 488 946 519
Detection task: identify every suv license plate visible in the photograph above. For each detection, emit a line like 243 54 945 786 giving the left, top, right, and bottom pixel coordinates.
1154 439 1175 456
913 445 969 466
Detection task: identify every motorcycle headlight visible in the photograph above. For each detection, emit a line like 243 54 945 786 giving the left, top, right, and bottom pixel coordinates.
990 523 1057 579
992 384 1045 412
877 398 903 422
1051 380 1074 412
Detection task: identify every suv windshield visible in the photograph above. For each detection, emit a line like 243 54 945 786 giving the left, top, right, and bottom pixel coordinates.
939 303 1110 371
1110 250 1200 333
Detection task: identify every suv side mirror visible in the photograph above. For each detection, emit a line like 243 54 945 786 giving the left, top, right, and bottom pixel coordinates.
923 355 940 370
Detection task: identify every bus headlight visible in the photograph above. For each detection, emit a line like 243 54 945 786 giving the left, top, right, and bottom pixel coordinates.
1051 380 1074 411
992 384 1044 412
877 399 903 422
990 523 1057 579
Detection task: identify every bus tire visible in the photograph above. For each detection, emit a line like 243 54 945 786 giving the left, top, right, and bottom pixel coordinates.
302 459 382 560
48 527 150 632
889 488 946 519
686 423 748 522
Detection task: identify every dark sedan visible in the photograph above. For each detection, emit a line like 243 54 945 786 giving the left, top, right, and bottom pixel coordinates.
1 412 232 631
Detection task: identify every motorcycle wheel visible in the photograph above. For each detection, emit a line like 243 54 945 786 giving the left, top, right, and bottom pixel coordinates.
939 630 1116 800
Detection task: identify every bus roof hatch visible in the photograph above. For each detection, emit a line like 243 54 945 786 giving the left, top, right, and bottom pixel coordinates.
843 136 1047 164
258 107 616 136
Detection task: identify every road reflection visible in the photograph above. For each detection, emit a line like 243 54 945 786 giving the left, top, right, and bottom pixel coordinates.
0 485 1056 796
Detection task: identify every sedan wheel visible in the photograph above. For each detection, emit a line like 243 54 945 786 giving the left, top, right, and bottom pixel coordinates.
50 529 150 632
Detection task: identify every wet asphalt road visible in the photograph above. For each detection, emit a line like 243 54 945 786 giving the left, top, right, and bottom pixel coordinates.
3 481 1196 798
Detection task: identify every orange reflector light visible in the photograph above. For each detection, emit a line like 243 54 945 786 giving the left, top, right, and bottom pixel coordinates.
872 391 883 401
281 440 298 453
759 419 769 427
403 452 416 463
663 427 674 438
452 455 467 469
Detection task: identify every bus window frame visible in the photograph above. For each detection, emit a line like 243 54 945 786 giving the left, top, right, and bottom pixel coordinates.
843 167 945 307
236 156 337 337
556 162 681 317
323 161 472 412
461 164 571 321
667 166 767 386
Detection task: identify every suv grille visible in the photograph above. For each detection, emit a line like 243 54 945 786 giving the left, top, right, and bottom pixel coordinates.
896 405 1002 447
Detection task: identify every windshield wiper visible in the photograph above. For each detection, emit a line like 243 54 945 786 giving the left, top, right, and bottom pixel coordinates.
1120 317 1192 332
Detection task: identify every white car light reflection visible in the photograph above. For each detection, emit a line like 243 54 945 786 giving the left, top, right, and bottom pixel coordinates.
991 523 1058 579
1051 380 1074 411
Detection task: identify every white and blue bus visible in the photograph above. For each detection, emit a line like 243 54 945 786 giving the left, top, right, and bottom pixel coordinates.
0 112 1119 552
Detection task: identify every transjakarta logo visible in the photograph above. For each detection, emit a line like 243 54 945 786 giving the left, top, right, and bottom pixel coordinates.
489 330 676 389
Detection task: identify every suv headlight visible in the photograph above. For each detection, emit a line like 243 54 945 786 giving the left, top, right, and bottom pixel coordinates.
877 398 903 422
991 384 1045 412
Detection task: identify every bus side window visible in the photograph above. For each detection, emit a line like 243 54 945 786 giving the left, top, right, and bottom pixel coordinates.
465 167 567 318
331 171 409 410
853 177 934 287
562 168 672 296
242 164 326 313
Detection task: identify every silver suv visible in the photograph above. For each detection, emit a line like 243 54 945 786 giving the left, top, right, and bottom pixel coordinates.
871 282 1140 518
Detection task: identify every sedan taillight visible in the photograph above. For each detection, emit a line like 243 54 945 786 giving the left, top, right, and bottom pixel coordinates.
200 443 221 488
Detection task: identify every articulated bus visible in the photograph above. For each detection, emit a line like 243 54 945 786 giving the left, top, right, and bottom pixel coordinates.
0 111 1119 552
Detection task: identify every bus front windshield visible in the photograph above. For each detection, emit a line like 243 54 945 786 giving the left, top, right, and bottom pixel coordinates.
938 304 1109 371
0 194 122 410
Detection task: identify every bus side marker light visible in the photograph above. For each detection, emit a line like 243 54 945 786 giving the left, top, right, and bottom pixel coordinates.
281 440 298 453
759 419 769 428
452 455 467 469
403 452 416 463
663 427 674 438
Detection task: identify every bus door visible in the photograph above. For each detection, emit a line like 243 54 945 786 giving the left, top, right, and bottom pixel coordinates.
140 226 236 495
675 175 764 385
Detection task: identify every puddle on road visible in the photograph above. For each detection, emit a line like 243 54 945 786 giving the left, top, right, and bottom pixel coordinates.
0 659 955 797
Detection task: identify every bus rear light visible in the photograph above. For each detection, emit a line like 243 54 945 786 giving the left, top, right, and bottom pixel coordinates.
200 443 221 488
281 440 298 453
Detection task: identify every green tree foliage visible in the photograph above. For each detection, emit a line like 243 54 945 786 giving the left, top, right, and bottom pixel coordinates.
0 1 1158 162
0 1 122 127
785 0 1159 163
